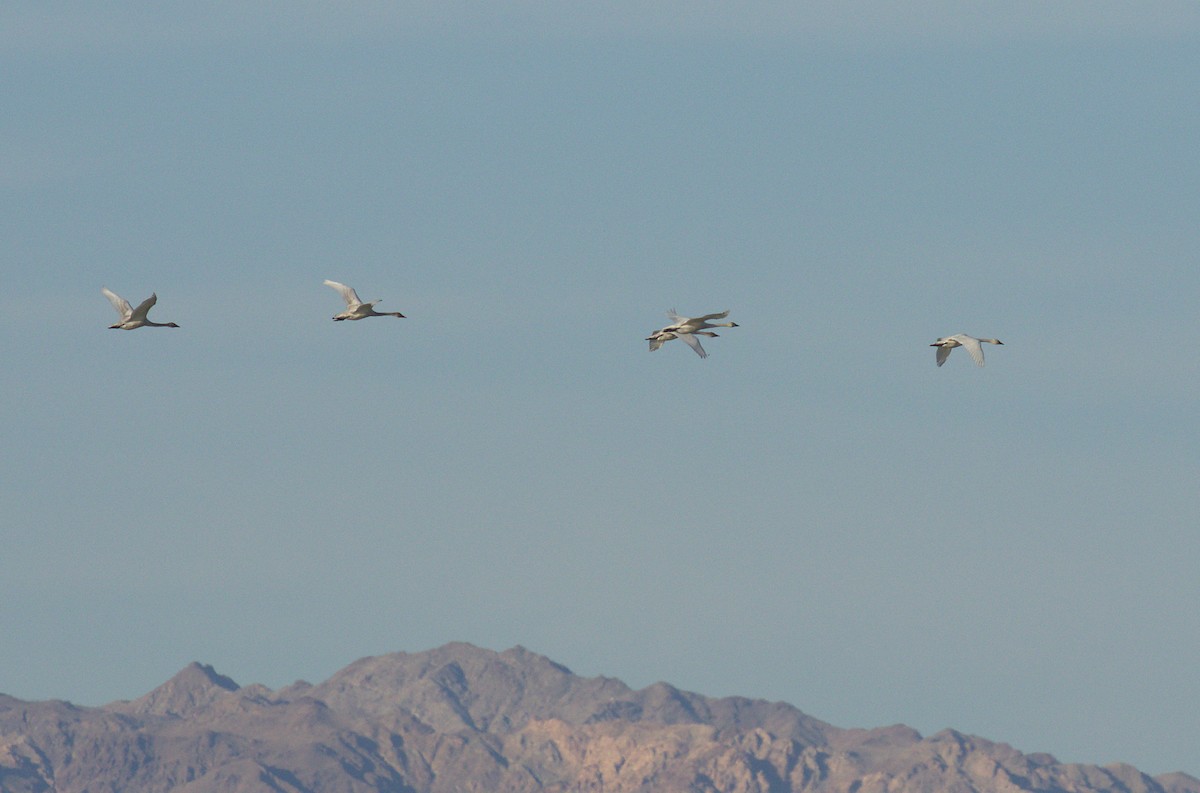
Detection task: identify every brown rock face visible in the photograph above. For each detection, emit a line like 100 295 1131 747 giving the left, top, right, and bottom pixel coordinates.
0 643 1194 793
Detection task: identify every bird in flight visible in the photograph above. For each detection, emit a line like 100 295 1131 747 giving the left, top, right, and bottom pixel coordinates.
663 308 738 334
647 309 738 359
101 288 179 330
646 329 720 358
930 333 1003 367
323 280 406 321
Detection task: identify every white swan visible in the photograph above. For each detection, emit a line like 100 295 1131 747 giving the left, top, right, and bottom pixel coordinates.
646 309 737 359
665 308 738 334
647 329 719 359
931 334 1003 367
324 280 406 321
101 288 179 330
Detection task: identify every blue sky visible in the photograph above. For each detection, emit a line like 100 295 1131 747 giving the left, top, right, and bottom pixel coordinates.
2 2 1198 776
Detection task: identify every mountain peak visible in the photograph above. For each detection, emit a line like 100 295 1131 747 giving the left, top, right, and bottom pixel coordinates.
111 661 240 717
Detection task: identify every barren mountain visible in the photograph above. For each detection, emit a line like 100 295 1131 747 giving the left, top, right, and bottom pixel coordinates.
0 643 1194 792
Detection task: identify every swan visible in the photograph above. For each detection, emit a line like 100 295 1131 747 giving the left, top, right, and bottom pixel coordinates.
665 308 738 334
647 329 719 358
101 288 180 329
931 334 1003 367
323 280 406 321
646 309 737 358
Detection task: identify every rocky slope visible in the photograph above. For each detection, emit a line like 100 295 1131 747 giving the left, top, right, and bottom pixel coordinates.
0 643 1194 792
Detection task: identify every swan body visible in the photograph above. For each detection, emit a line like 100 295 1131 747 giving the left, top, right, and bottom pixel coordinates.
101 288 179 329
647 329 718 358
324 280 406 320
931 333 1003 367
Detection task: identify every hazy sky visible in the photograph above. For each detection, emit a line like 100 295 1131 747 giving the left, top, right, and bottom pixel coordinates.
3 2 1198 776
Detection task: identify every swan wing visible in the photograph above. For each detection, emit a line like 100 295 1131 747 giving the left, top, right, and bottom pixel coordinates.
695 310 730 322
678 332 708 359
101 287 132 320
935 344 952 367
324 279 362 307
666 308 687 323
129 293 157 322
960 336 986 366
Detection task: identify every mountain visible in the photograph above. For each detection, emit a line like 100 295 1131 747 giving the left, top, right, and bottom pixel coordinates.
0 642 1194 793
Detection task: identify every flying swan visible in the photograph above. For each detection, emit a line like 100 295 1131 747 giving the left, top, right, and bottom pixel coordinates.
646 309 738 359
931 334 1003 367
323 280 406 321
101 288 180 329
646 329 719 359
664 308 738 334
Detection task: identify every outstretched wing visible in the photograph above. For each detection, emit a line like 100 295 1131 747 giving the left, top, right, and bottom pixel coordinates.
935 344 952 367
695 310 730 322
129 293 157 322
323 279 362 307
666 308 686 323
101 287 132 320
677 332 708 359
961 336 986 367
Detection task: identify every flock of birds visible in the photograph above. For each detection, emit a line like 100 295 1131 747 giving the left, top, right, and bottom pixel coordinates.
101 282 1004 367
646 309 739 359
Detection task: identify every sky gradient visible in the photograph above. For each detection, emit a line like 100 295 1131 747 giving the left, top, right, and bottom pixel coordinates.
2 2 1199 776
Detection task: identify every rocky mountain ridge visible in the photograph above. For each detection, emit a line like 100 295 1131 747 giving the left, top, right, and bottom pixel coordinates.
0 643 1195 792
